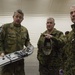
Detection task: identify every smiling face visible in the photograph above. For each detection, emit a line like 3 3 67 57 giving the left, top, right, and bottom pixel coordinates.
70 6 75 23
46 18 55 31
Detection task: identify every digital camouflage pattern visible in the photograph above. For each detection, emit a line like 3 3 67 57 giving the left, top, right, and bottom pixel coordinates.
37 28 64 75
0 22 30 75
63 24 75 75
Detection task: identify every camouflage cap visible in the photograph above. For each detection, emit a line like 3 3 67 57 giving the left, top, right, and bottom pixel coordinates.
42 38 52 55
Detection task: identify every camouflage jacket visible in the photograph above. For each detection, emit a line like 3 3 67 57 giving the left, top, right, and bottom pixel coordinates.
0 23 30 54
37 28 64 67
63 24 75 75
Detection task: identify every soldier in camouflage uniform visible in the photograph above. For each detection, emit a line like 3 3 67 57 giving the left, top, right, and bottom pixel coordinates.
37 17 64 75
0 9 31 75
63 5 75 75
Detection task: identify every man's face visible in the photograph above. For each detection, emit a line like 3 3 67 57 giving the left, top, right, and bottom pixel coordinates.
13 12 23 24
70 7 75 23
46 19 55 31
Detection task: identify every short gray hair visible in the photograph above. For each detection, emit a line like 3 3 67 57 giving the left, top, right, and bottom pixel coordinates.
14 9 24 16
70 5 75 10
47 17 55 23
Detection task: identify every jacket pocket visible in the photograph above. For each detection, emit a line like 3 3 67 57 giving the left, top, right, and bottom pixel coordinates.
7 33 16 45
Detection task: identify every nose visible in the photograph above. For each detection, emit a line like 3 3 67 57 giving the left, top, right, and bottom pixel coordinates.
47 23 51 26
72 12 75 17
17 17 20 20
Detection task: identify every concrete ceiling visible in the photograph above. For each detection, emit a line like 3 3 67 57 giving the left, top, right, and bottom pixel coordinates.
0 0 75 16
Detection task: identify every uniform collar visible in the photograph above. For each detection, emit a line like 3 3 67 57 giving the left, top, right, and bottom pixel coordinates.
43 28 57 36
10 22 21 27
71 24 75 31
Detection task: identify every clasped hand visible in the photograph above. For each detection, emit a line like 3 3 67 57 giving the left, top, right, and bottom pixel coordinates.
44 34 53 39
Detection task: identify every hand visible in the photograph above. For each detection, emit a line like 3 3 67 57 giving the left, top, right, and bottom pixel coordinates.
44 34 53 39
0 52 5 57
